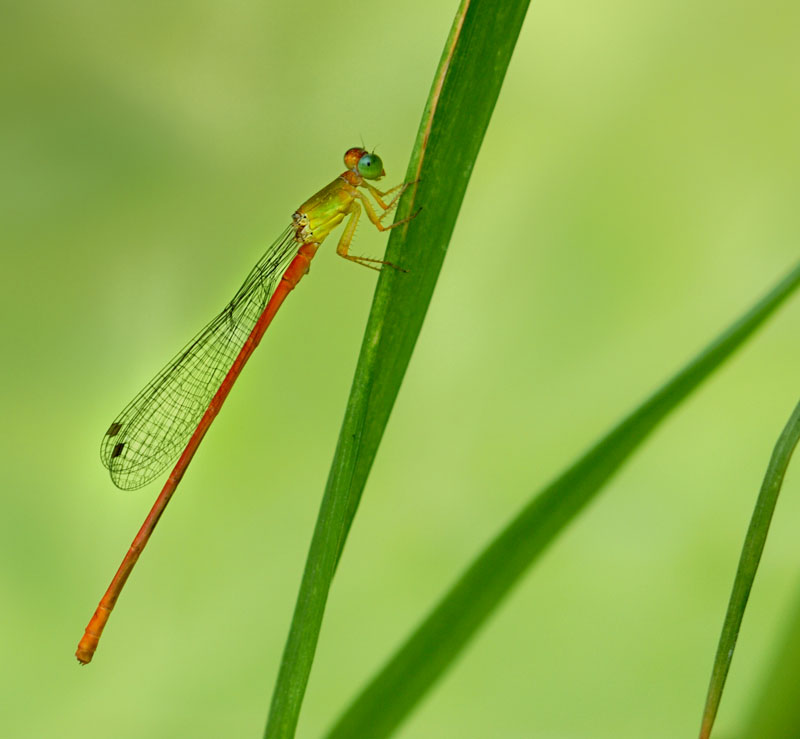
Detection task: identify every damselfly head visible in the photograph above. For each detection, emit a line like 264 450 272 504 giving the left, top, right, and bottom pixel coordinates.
344 147 385 180
344 147 366 169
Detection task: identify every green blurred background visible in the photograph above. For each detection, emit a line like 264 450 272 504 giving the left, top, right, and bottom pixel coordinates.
2 1 799 737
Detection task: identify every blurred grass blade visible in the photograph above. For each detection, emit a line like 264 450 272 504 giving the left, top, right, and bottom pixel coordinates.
698 399 800 739
326 262 800 739
264 1 532 736
738 580 800 738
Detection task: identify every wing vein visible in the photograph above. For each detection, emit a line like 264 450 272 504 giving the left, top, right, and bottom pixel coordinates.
100 227 298 490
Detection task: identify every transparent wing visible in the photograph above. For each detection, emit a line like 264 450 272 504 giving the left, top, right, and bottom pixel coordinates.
101 227 298 490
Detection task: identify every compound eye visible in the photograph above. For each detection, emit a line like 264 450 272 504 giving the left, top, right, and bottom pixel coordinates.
357 153 383 179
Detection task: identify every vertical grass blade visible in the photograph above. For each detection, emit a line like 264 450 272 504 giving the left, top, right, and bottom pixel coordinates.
265 1 532 736
326 262 800 739
738 584 800 738
698 399 800 739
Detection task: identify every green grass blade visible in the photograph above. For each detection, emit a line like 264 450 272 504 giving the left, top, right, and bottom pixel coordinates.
326 262 800 739
698 399 800 739
738 584 800 738
264 1 532 736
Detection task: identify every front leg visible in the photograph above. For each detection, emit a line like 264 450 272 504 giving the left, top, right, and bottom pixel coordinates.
363 180 417 214
354 189 418 235
335 201 407 272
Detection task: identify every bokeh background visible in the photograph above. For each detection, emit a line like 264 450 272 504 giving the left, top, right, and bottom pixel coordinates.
2 1 799 737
